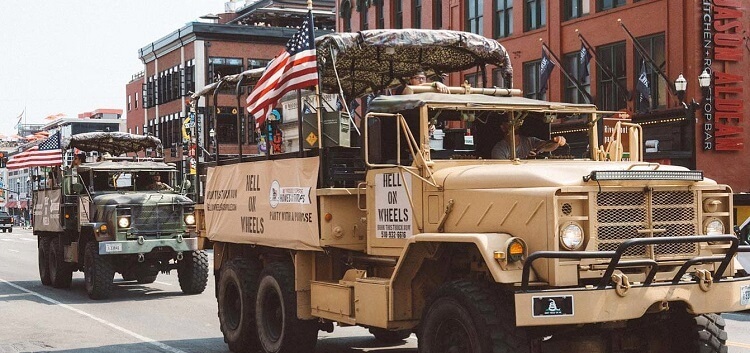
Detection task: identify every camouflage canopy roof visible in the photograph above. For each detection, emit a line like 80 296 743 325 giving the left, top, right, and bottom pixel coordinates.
65 132 163 156
76 160 175 172
316 29 513 101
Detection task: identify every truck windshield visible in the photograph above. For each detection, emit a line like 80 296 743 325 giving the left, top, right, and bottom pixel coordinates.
91 171 175 192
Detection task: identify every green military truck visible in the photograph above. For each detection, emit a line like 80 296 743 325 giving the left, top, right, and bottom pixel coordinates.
193 30 750 353
34 132 208 299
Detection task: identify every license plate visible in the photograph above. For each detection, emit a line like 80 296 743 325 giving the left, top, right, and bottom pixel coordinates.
105 243 123 253
532 296 574 317
741 285 750 306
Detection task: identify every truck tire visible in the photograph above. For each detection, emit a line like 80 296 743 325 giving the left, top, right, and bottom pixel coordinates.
218 258 261 353
178 250 209 294
369 327 411 343
419 280 530 353
255 262 318 353
38 237 52 286
121 272 137 281
49 237 73 288
672 312 728 353
84 242 115 300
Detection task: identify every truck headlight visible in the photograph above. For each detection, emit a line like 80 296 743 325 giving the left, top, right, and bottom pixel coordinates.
118 216 131 228
560 222 584 250
184 214 196 225
704 218 725 235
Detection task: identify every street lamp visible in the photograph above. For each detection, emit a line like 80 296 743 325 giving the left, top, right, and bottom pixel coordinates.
698 69 711 91
675 73 687 107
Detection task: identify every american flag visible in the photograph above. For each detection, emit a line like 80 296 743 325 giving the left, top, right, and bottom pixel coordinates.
246 9 317 128
7 131 62 170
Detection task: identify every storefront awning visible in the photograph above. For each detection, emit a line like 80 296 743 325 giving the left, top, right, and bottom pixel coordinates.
5 200 17 208
19 201 28 209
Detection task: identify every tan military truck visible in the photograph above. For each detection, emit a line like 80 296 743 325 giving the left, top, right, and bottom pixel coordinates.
193 30 750 353
34 132 208 299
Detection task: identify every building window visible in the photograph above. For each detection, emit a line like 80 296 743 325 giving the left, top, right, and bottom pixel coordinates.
465 73 482 88
563 0 589 21
597 41 627 111
184 60 195 96
377 0 385 28
562 52 590 104
135 92 139 109
598 0 625 11
467 0 483 35
392 0 403 29
433 0 442 28
128 95 132 111
208 57 244 94
413 0 422 28
492 68 505 88
494 0 513 38
634 33 666 111
360 4 369 30
341 0 352 31
525 0 545 31
248 58 270 70
523 60 545 100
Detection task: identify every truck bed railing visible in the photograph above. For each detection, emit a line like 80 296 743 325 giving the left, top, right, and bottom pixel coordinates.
520 235 749 292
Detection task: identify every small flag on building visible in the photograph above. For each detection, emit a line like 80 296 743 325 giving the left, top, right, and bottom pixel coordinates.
14 109 24 129
246 9 318 128
636 61 651 112
539 49 555 96
7 131 62 170
578 43 591 81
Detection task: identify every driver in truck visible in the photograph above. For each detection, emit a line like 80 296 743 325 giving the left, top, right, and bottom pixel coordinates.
146 173 173 191
491 119 567 159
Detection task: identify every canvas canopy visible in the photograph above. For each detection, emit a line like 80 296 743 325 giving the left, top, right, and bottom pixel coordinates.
316 29 514 100
65 132 163 156
367 93 598 113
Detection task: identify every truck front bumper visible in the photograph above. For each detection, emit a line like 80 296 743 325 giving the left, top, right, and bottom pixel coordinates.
516 235 750 326
98 236 199 255
514 277 750 326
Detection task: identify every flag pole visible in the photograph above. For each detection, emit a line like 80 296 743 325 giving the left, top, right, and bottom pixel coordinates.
618 19 676 97
540 39 592 104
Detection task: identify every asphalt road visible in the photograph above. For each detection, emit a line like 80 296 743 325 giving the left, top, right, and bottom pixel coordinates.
0 228 416 353
0 228 748 353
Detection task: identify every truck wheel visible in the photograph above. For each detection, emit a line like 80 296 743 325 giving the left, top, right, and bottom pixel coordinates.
38 237 52 286
419 280 530 353
121 271 137 281
218 259 261 353
256 262 318 353
49 238 73 288
84 242 114 300
670 312 728 353
369 327 411 343
178 250 209 294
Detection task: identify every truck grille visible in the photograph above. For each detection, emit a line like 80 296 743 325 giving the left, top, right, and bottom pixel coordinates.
595 191 698 258
130 205 183 234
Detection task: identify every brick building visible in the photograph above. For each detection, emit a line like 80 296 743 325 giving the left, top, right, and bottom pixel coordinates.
338 0 749 192
126 0 335 177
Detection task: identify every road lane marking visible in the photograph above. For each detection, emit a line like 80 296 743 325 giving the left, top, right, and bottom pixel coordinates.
729 341 750 349
0 277 189 353
154 281 173 286
20 237 36 241
7 249 19 253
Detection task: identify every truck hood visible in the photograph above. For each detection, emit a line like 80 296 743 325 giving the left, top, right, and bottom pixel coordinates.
432 161 715 190
92 192 193 207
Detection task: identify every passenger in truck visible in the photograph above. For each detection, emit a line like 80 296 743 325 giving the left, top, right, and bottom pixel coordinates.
394 71 450 94
146 173 174 192
491 120 566 159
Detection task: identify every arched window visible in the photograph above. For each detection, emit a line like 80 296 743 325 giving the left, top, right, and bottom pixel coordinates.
340 0 352 32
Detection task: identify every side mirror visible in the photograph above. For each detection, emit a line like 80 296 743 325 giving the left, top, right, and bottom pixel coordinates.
180 179 192 194
71 183 84 195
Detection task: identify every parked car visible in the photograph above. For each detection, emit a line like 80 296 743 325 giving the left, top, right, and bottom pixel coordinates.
0 211 13 233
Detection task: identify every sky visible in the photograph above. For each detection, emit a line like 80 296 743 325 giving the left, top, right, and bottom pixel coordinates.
0 0 229 135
